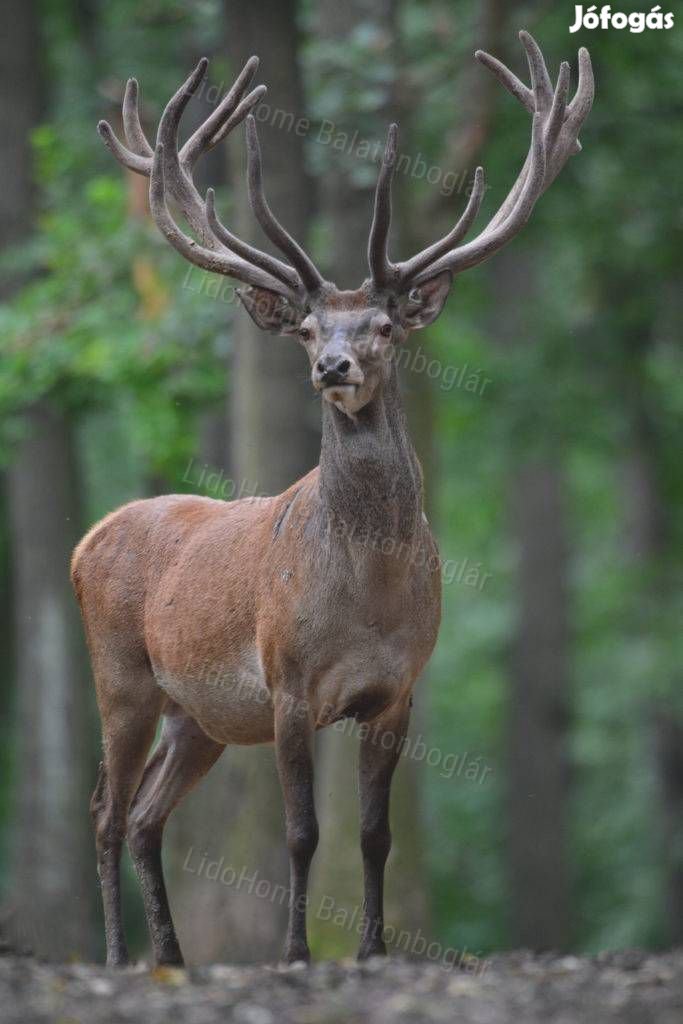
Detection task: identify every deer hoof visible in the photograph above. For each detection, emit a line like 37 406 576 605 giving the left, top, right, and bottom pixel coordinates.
282 943 311 966
357 940 387 961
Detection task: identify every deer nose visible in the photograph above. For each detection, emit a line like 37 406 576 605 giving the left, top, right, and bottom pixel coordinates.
316 355 352 386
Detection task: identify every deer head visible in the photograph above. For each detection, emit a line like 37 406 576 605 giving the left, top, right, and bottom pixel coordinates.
99 32 594 419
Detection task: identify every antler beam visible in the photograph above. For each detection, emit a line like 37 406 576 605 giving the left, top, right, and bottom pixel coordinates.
98 56 325 301
368 31 594 292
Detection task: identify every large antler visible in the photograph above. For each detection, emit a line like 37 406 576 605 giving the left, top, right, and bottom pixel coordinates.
98 57 323 302
368 31 594 292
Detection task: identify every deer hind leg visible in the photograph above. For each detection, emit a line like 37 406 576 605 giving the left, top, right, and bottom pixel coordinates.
357 697 411 960
90 657 164 967
127 708 224 966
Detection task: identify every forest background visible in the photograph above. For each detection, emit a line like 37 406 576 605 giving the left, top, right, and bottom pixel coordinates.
0 0 681 965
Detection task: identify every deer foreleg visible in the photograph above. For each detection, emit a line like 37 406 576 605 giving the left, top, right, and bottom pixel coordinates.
357 697 411 960
274 690 318 964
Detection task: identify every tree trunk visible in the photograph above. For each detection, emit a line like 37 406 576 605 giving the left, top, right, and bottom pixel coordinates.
6 404 95 959
165 0 319 964
0 476 14 893
225 0 319 493
490 251 572 950
0 0 96 960
0 0 41 297
507 458 571 949
653 710 683 944
620 379 682 944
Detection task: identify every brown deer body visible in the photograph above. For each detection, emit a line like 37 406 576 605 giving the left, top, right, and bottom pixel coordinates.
73 32 593 967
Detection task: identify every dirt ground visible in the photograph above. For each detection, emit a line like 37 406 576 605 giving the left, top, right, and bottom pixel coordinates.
2 949 683 1023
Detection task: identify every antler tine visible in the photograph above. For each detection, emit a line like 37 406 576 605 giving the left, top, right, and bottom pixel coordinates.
395 166 485 285
151 58 214 244
149 144 299 299
156 57 208 163
245 115 324 295
208 84 266 148
474 50 534 113
180 55 260 166
367 123 398 289
566 47 594 137
411 110 546 284
122 78 154 158
97 75 158 176
546 61 571 151
97 118 151 175
519 29 553 111
99 56 205 190
99 57 309 299
399 32 593 290
482 58 568 237
205 188 301 292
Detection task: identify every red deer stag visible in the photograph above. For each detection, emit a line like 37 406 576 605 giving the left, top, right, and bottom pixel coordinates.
72 32 593 966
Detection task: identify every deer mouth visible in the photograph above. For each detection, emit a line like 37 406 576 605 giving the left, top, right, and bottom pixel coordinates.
322 382 357 395
321 383 358 406
321 381 370 419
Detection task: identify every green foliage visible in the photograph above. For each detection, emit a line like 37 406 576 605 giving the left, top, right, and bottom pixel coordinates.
0 124 230 475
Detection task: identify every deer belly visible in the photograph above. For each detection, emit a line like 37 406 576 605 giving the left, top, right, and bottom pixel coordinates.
152 646 275 745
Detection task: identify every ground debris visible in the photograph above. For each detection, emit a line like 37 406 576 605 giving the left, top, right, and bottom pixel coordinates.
1 950 682 1023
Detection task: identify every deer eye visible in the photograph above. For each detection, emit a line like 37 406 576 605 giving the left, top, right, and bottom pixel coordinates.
298 326 311 341
379 322 393 338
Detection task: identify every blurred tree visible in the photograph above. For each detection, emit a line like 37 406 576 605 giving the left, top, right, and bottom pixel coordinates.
616 268 682 945
654 710 683 945
490 252 572 951
6 405 95 958
0 0 96 959
0 488 11 878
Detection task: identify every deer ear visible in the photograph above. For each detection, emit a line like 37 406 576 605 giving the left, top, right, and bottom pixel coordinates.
398 270 453 330
237 286 303 336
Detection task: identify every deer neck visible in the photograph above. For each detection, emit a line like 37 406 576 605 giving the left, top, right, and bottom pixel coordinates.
318 360 423 548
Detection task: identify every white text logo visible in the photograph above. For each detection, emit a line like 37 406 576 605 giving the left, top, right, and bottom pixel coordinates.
570 5 674 32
